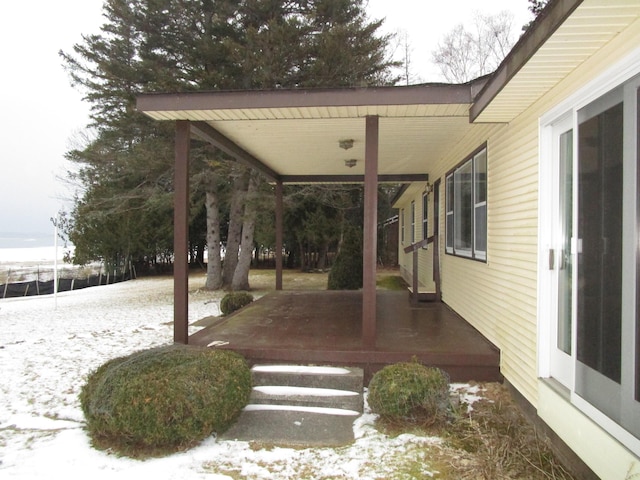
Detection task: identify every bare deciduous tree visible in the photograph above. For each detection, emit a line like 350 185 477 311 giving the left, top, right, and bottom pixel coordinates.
431 10 516 83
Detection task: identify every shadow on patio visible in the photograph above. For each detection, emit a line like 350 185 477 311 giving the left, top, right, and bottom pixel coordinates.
189 290 501 383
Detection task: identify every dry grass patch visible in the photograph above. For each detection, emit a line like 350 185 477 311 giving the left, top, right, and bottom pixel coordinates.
376 382 576 480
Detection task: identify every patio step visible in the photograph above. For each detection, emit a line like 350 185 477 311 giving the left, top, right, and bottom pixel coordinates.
220 364 364 446
249 365 364 412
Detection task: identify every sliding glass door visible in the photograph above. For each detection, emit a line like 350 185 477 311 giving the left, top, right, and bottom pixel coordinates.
546 73 640 445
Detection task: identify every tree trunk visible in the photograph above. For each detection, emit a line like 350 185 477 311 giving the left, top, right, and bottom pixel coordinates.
204 189 223 290
231 175 258 291
317 241 329 270
222 170 249 286
298 240 306 271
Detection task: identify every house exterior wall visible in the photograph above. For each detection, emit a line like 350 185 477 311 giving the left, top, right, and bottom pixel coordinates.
396 15 640 477
397 117 539 404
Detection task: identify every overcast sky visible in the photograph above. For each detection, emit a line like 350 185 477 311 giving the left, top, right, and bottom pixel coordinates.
0 0 532 240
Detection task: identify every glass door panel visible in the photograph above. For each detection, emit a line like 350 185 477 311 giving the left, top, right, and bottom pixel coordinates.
577 101 623 384
557 129 573 356
550 115 574 388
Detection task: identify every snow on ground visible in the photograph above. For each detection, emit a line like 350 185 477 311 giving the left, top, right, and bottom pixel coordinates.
0 275 474 479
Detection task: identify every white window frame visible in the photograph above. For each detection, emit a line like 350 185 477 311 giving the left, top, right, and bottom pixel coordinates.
445 175 454 254
445 145 487 261
422 191 428 242
410 201 416 244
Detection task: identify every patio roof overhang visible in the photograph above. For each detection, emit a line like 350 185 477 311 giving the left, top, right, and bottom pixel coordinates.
137 83 482 184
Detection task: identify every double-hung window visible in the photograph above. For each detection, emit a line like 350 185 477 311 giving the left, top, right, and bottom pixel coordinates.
445 145 487 261
410 201 416 244
422 191 428 241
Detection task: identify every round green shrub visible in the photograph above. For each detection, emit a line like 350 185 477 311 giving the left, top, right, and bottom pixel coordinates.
368 361 450 424
220 292 254 315
80 345 251 456
328 226 363 290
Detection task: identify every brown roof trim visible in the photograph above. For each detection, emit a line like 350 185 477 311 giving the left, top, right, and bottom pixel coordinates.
470 0 584 122
390 184 410 207
137 83 473 114
280 174 428 184
190 121 279 181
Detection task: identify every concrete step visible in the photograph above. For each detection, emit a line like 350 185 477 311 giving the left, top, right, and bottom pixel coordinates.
250 385 362 412
221 407 358 447
221 364 364 446
251 364 364 394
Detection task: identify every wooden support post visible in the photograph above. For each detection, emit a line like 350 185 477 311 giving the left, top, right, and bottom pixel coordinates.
275 180 284 291
433 234 441 301
174 120 191 344
363 115 379 348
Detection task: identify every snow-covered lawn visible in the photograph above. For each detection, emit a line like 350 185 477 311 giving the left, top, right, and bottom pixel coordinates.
0 275 484 479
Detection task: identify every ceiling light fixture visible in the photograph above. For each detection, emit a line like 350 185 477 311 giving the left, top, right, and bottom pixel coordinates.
344 159 357 168
339 139 354 150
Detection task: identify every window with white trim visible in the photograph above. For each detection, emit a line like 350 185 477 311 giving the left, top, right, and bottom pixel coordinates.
400 208 405 244
410 201 416 244
445 175 454 252
445 146 487 261
422 191 428 241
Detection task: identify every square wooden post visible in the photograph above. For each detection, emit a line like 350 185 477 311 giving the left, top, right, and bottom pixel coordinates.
275 180 284 290
363 115 379 348
174 120 190 344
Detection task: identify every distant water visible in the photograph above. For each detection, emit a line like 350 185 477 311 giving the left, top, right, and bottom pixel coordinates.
0 232 55 249
0 232 69 263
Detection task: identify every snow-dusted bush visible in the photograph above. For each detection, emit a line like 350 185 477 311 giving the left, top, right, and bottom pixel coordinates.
220 292 254 315
368 360 450 424
80 345 251 457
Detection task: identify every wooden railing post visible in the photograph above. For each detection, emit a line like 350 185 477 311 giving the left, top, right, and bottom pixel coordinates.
403 236 437 304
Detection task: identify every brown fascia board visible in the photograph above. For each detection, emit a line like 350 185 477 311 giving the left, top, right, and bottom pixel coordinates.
390 184 411 207
136 83 473 114
470 0 584 122
280 174 428 184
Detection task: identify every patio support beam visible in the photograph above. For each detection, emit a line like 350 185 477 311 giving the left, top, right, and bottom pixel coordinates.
275 180 284 290
174 120 190 344
363 115 379 348
191 121 279 182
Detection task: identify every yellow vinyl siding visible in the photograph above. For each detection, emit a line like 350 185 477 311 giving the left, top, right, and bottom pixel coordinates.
395 115 542 406
436 113 540 405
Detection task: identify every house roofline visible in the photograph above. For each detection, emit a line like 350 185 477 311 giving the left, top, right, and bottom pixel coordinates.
470 0 584 122
137 82 479 114
390 184 411 207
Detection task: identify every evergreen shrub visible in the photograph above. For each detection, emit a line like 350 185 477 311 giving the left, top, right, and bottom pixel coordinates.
327 227 363 290
220 292 254 315
368 360 450 424
80 345 251 457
